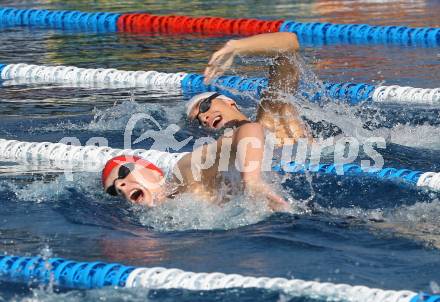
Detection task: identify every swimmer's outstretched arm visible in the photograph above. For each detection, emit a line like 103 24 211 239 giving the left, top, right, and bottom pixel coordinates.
204 32 300 83
204 32 311 145
176 122 290 211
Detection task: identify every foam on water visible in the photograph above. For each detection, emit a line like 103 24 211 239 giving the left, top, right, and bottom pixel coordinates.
300 100 440 150
325 197 440 248
7 287 287 302
8 287 153 302
88 97 186 132
30 95 185 133
136 181 311 232
387 124 440 149
0 171 105 205
380 198 440 247
136 193 271 231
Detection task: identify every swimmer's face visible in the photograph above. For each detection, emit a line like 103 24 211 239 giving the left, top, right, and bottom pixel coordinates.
103 162 166 208
189 98 245 130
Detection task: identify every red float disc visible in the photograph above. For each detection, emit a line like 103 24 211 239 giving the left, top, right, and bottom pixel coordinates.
239 19 256 35
218 18 233 34
195 17 210 33
206 17 222 34
170 16 188 33
184 17 197 33
271 20 284 32
151 16 165 32
232 19 246 35
134 14 152 33
125 14 143 32
251 20 266 34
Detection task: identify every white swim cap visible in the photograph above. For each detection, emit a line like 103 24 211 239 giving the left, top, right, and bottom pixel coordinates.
185 92 234 118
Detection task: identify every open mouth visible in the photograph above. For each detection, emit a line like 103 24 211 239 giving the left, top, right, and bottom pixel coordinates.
211 116 223 129
130 189 144 203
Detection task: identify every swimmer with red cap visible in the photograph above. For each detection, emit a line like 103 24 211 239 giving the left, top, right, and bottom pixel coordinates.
102 122 290 212
102 155 168 207
186 32 312 147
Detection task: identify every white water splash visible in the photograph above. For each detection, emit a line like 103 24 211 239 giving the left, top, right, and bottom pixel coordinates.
325 197 440 247
137 193 271 231
11 287 154 302
0 171 105 204
388 124 440 149
30 95 186 133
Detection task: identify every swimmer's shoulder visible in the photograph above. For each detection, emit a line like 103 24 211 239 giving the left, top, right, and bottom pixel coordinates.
234 121 264 137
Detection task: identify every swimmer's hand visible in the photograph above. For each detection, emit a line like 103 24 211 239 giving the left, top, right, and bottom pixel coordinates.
204 40 237 84
245 181 291 212
266 190 291 212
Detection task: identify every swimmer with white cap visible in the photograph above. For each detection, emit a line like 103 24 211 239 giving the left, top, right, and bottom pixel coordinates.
186 32 312 147
102 32 309 212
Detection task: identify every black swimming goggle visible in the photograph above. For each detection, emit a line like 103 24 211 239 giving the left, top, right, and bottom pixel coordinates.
105 163 135 196
194 92 221 123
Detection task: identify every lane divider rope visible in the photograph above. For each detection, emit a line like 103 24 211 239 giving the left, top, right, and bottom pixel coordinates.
116 13 283 36
279 20 440 47
0 7 438 46
0 254 438 301
0 7 119 32
1 63 439 105
0 138 439 192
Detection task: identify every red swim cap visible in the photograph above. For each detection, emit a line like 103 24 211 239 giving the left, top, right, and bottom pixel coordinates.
101 155 163 186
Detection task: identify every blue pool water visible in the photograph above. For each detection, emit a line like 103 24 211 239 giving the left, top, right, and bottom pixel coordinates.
0 0 440 301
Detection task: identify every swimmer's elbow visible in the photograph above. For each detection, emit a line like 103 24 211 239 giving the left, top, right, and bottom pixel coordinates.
281 32 300 52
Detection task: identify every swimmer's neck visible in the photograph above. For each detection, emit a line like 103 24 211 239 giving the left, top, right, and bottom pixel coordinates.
223 119 252 129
